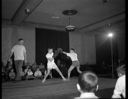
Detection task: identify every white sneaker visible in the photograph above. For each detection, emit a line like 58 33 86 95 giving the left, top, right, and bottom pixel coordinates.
42 79 45 83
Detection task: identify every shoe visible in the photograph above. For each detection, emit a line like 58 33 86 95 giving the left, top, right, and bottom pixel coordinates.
42 79 45 83
63 78 67 81
67 77 70 81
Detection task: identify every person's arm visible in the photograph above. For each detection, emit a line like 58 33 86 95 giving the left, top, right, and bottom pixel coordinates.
8 46 14 61
24 47 27 64
63 51 67 54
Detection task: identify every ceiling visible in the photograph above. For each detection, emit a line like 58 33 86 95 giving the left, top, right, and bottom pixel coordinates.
2 0 125 31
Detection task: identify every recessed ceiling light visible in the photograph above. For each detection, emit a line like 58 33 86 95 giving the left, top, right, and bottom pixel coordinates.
51 16 60 19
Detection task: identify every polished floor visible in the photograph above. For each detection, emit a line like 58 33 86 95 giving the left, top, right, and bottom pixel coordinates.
2 77 116 99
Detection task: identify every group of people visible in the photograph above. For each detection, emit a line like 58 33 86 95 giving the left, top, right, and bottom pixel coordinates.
6 38 125 98
42 48 82 83
8 38 82 82
75 64 125 99
2 61 46 81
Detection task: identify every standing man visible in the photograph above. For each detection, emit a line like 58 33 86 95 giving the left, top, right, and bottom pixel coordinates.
63 48 82 79
9 38 27 81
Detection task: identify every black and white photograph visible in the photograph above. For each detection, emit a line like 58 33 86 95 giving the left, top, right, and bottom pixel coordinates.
2 0 126 99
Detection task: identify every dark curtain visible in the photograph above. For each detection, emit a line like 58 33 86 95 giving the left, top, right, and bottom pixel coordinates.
35 28 69 66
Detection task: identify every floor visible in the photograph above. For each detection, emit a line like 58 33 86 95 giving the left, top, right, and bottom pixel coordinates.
2 77 116 99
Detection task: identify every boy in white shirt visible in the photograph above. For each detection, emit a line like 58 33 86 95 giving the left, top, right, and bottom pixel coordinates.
64 48 82 79
26 68 34 80
112 65 126 98
42 48 66 83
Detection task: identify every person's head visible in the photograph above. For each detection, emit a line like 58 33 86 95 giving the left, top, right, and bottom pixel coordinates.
57 48 63 53
48 48 53 54
70 48 75 53
28 68 32 72
77 71 98 93
18 38 24 45
116 64 125 77
10 69 14 72
36 68 40 71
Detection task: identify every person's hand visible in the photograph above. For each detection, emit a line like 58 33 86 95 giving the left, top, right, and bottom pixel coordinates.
63 51 66 54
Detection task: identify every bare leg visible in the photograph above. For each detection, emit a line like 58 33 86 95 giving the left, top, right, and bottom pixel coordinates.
68 65 75 79
49 72 52 78
76 66 82 74
54 67 66 80
42 69 51 83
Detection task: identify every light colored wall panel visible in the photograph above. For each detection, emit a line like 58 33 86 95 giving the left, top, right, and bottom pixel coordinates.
2 25 35 65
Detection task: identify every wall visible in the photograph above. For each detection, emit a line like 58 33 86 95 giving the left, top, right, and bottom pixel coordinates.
2 25 35 65
69 31 96 65
3 21 124 65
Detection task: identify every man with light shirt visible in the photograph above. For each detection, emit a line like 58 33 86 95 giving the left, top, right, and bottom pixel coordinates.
9 38 27 81
63 48 82 79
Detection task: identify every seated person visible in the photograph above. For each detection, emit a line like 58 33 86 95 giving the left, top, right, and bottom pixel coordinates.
2 64 6 81
31 62 37 73
34 68 42 79
74 71 99 99
39 63 46 75
112 65 125 98
26 68 34 80
5 60 13 81
9 69 16 81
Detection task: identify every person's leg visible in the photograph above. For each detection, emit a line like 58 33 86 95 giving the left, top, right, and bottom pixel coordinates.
76 66 82 74
42 69 51 83
14 61 21 80
18 60 24 77
49 71 52 78
68 65 75 79
54 66 66 80
76 61 82 74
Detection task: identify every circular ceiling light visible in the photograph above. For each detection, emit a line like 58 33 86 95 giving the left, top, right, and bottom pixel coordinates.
62 9 78 32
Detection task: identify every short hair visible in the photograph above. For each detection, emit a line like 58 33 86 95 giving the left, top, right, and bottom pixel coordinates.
116 64 125 75
18 38 24 41
70 48 75 51
78 71 98 92
57 48 63 53
48 48 53 50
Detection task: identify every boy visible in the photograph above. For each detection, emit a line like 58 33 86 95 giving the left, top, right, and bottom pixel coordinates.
74 71 99 99
9 69 16 81
112 65 125 98
64 48 82 79
34 68 42 79
42 48 66 83
26 68 34 80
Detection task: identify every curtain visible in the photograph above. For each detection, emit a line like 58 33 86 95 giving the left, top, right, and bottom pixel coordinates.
35 28 69 66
